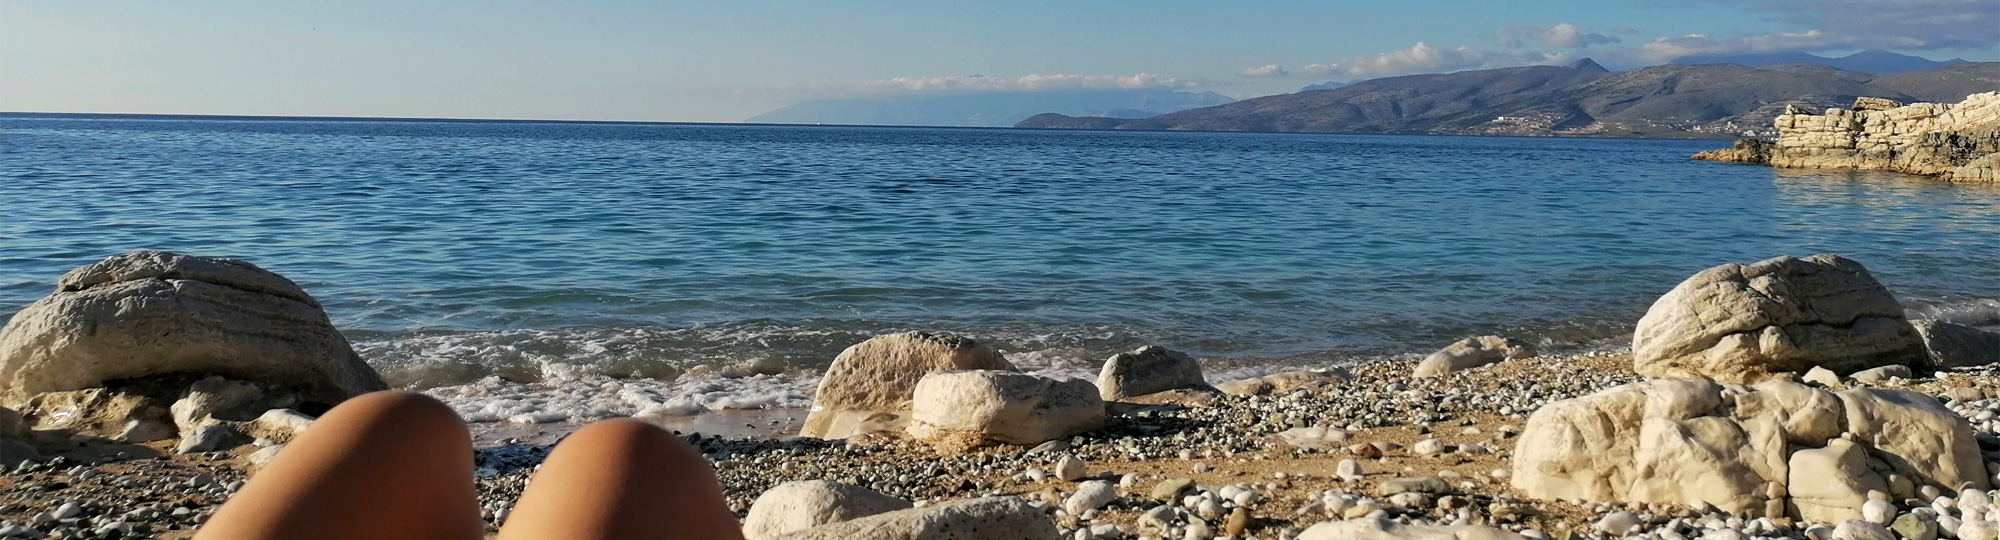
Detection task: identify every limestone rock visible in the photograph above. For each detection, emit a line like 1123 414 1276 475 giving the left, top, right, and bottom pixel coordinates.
1698 92 2000 183
1838 388 1989 491
1412 336 1534 377
1853 97 1904 112
1789 439 1888 523
743 480 914 540
17 388 168 437
904 370 1103 447
1805 366 1844 387
176 423 246 454
1632 254 1926 383
1914 320 2000 368
1849 365 1912 384
770 496 1060 540
1693 139 1775 165
245 409 316 443
800 332 1013 439
1299 517 1525 540
1096 345 1207 401
1217 368 1349 396
0 251 387 408
115 419 176 444
1511 378 1985 519
170 376 265 433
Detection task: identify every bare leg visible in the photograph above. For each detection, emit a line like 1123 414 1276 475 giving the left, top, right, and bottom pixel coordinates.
195 391 483 540
497 418 744 540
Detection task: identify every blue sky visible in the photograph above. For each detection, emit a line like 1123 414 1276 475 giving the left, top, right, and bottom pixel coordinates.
3 0 1995 122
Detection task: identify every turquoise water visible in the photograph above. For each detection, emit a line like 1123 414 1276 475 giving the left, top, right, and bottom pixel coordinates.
4 114 1999 387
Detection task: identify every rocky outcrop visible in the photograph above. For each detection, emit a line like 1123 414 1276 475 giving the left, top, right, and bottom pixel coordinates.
905 370 1104 448
1633 254 1926 383
770 497 1060 540
743 480 913 540
1913 320 2000 368
1096 346 1208 400
801 332 1014 440
1411 336 1534 377
1510 379 1987 520
1694 92 2000 182
1691 139 1775 164
0 251 387 409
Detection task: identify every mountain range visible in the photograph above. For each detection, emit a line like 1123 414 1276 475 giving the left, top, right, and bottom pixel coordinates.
1015 61 2000 138
1670 49 1969 75
746 89 1234 127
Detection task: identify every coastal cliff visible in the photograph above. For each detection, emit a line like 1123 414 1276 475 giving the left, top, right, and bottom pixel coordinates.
1695 91 2000 182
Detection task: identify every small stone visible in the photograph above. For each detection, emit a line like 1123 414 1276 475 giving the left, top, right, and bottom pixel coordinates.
1151 479 1195 502
1596 512 1641 536
1863 499 1895 524
1224 507 1249 536
51 502 82 521
1065 481 1117 514
1335 459 1364 481
1375 476 1451 497
1412 439 1445 456
1834 520 1896 540
1055 455 1088 482
1895 512 1941 540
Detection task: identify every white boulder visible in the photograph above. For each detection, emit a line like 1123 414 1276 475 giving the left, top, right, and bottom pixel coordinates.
743 480 913 540
800 332 1012 439
905 370 1103 447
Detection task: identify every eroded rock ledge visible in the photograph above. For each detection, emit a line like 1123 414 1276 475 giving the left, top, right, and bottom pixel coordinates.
1694 92 2000 183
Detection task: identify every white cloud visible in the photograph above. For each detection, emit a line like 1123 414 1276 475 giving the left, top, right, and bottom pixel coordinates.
1242 64 1289 78
1627 0 2000 60
1496 23 1620 48
1623 30 1932 62
1281 42 1574 79
772 73 1225 98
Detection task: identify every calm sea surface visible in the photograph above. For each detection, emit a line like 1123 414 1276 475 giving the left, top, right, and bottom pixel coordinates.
4 114 1999 387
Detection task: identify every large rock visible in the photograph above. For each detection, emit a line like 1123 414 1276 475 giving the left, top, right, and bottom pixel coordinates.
0 251 387 408
1913 320 2000 368
1632 255 1927 383
1096 345 1207 401
905 370 1104 447
800 332 1013 440
770 497 1060 540
1412 336 1534 377
1299 517 1525 540
743 480 913 540
1511 379 1987 520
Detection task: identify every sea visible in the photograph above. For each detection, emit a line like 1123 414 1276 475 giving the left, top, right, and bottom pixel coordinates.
4 113 1999 423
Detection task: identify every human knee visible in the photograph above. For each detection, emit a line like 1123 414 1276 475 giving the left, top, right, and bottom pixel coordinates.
326 391 468 439
563 418 702 463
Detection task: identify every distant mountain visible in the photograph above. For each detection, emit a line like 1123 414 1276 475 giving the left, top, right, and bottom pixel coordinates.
1871 63 2000 103
1565 58 1609 72
1015 62 2000 138
1671 49 1969 75
1300 80 1352 92
746 89 1234 127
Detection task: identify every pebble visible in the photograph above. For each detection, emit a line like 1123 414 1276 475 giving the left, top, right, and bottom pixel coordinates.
1065 481 1117 514
1595 512 1641 536
1335 459 1364 481
1056 455 1088 482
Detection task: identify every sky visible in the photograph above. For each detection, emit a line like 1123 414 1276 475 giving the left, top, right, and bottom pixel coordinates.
3 0 1996 123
